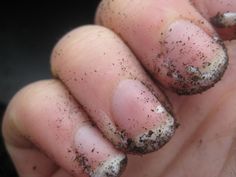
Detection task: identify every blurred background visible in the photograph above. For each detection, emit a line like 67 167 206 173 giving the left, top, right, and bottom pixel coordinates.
0 1 100 176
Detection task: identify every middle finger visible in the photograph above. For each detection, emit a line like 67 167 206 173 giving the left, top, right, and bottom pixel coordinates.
51 25 176 154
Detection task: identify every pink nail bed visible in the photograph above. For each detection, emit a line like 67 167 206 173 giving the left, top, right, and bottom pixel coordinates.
112 79 176 154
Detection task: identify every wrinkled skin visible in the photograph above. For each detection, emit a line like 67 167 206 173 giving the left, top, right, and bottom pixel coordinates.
124 42 236 177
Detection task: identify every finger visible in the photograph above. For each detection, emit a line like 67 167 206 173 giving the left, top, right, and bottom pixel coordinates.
2 80 126 177
191 0 236 40
51 26 177 154
96 0 228 95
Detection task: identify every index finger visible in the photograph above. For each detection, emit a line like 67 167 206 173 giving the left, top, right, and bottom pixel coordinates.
96 0 228 95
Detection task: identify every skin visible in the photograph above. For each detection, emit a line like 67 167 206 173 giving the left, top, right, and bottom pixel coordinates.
2 0 236 177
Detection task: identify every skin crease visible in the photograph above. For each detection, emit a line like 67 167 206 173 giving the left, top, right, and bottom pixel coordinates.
122 41 236 177
2 0 236 177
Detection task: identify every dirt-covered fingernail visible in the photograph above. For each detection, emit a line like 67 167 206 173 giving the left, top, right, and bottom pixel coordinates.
74 125 127 177
112 79 176 154
210 12 236 28
159 20 228 95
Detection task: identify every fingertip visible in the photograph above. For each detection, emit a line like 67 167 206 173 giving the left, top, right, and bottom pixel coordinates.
74 124 127 177
49 22 177 154
111 79 177 154
96 0 230 95
3 79 127 177
157 20 229 94
191 0 236 40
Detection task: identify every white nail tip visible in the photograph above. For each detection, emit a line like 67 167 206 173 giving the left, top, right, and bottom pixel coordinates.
155 105 166 114
198 40 228 87
174 36 228 95
126 112 176 154
211 12 236 28
92 155 127 177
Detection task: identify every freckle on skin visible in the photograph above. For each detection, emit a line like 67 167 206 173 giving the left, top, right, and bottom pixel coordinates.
32 166 37 171
199 139 203 144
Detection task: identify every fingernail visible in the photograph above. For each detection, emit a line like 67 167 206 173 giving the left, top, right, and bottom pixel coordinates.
160 20 228 94
92 156 127 177
210 12 236 28
74 125 127 177
112 79 176 154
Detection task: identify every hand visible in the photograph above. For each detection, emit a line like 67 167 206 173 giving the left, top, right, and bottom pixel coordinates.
2 0 236 177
